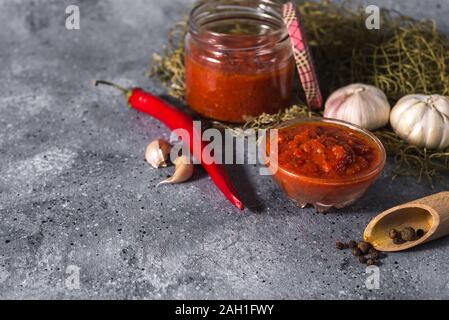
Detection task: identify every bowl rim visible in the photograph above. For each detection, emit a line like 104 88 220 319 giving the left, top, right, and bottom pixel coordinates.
267 117 387 185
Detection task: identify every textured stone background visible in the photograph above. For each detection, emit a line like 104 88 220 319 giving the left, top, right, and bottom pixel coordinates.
0 0 448 299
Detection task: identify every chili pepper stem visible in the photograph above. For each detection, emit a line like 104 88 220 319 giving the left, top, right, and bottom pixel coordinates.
94 80 133 102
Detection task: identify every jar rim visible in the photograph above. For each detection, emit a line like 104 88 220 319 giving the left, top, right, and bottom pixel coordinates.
188 0 289 50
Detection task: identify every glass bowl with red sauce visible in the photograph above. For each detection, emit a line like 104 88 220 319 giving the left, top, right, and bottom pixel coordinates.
266 118 386 212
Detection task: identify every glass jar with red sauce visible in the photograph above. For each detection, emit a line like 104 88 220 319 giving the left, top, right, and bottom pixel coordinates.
266 118 386 212
185 0 295 123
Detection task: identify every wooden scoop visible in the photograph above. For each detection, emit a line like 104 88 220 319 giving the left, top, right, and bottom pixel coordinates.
364 192 449 252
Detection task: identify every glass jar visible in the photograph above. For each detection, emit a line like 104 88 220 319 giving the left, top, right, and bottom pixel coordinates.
185 0 295 123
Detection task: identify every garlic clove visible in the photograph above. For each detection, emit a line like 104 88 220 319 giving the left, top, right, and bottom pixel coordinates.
423 108 445 149
158 155 194 185
439 124 449 150
396 102 427 137
390 94 449 150
407 119 426 148
324 83 391 131
145 139 172 169
432 95 449 117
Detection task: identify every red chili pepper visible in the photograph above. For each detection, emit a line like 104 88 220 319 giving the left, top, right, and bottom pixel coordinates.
95 80 244 210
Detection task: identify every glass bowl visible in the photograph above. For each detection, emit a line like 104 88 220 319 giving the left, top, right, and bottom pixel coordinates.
265 118 386 212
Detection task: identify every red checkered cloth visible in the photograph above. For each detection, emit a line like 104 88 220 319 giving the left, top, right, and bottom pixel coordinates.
283 2 323 110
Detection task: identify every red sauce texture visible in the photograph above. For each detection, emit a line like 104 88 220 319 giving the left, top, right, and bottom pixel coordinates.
277 122 382 179
185 45 295 123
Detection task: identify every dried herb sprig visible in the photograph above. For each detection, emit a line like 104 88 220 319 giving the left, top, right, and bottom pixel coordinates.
351 20 449 101
242 104 318 130
374 130 449 185
210 103 318 137
146 20 187 99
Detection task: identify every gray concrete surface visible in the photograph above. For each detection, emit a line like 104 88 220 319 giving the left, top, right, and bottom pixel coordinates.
0 0 448 300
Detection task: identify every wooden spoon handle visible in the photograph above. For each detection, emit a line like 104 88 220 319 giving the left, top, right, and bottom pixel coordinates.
409 192 449 211
413 192 449 242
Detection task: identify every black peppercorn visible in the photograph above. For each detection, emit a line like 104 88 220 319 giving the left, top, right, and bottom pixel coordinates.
336 241 345 250
393 237 406 245
357 241 372 254
401 227 416 241
348 240 357 249
366 251 380 260
367 259 378 266
352 248 363 257
416 229 425 238
389 229 399 240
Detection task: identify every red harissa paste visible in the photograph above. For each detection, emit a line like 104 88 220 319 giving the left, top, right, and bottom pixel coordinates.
276 122 382 179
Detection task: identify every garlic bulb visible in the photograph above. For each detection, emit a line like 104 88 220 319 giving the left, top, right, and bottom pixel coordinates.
390 94 449 150
145 139 172 168
324 83 391 130
158 155 194 185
